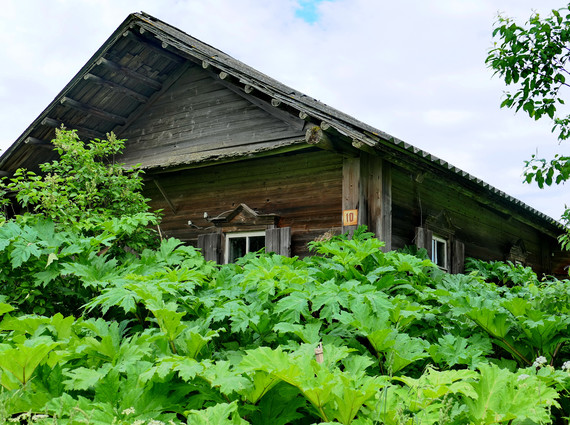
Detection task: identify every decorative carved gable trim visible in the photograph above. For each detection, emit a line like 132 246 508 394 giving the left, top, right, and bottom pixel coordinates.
424 210 458 237
209 203 279 227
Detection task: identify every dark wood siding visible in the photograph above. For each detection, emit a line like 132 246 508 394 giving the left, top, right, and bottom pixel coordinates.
119 66 305 169
145 149 343 258
390 165 557 275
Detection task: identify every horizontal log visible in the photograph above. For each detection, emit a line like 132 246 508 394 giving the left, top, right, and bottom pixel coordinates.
305 126 358 157
219 71 239 85
96 57 163 90
122 30 184 63
24 137 52 147
60 96 127 125
83 73 149 103
40 117 106 140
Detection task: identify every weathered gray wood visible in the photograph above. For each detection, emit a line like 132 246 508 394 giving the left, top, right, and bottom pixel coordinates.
265 227 291 256
342 156 360 235
381 161 392 251
24 137 54 151
359 155 392 250
451 239 464 274
114 61 192 136
41 117 106 140
60 97 127 125
119 67 306 166
211 72 305 131
96 57 163 90
198 233 222 263
122 30 184 63
305 126 335 151
415 227 433 259
152 179 177 214
24 137 51 146
83 73 149 103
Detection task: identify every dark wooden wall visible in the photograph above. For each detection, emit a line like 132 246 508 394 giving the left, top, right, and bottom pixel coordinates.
144 149 343 257
390 164 560 275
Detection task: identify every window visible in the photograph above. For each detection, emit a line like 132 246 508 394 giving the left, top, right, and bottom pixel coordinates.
225 231 265 263
431 235 447 270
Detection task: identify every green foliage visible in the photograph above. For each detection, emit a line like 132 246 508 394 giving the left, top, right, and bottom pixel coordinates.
0 227 569 423
2 131 570 422
7 128 154 228
486 5 570 246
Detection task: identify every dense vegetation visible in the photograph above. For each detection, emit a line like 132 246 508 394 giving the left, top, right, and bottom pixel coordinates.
1 130 570 424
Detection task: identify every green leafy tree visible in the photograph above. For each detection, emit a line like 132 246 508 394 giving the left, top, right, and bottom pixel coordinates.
486 4 570 247
2 128 159 251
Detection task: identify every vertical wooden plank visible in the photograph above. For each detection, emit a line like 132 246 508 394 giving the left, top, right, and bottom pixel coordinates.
381 161 392 252
342 156 360 236
540 239 552 275
198 233 222 263
415 227 433 259
360 154 392 251
266 227 291 256
451 239 465 274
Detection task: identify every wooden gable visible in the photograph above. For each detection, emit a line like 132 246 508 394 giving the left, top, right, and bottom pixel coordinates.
118 65 306 169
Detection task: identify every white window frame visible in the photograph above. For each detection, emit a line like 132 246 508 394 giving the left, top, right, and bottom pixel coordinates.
431 235 448 271
224 231 265 263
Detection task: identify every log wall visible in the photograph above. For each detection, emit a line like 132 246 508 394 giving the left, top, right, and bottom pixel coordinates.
145 149 343 258
390 164 559 275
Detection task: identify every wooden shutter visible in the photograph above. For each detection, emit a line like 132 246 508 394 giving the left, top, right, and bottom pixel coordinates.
198 233 223 264
265 227 291 257
415 227 433 260
451 239 465 274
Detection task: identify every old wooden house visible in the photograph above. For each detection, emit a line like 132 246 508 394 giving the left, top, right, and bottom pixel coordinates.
0 12 567 274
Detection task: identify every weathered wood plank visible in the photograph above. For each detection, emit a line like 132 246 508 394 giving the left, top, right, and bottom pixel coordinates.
96 57 163 90
83 73 149 103
145 151 342 258
60 97 127 125
342 156 360 235
266 227 291 256
197 232 222 263
451 239 464 274
41 117 106 140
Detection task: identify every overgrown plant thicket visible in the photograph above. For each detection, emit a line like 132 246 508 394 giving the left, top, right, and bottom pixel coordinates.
1 130 570 424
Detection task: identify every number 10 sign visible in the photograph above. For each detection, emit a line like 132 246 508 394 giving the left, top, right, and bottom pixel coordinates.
343 209 358 226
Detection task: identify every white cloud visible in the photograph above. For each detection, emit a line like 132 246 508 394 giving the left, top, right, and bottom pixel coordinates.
0 0 567 220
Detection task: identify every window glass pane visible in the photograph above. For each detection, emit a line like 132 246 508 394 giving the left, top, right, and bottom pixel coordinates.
249 236 265 253
228 237 246 263
432 237 447 269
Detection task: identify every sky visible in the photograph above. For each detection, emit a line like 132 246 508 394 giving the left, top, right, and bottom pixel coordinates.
0 0 568 220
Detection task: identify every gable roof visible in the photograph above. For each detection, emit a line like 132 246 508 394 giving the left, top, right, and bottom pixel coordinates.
0 11 561 234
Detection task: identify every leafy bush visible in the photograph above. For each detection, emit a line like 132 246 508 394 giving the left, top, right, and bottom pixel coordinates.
1 131 570 423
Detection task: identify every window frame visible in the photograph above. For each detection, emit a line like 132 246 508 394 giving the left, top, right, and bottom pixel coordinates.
224 230 266 263
431 235 448 271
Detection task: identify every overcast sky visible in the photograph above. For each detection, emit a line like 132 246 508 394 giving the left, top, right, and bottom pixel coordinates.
0 0 567 220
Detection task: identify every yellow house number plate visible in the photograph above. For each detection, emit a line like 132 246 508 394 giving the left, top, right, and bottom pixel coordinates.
343 209 358 226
